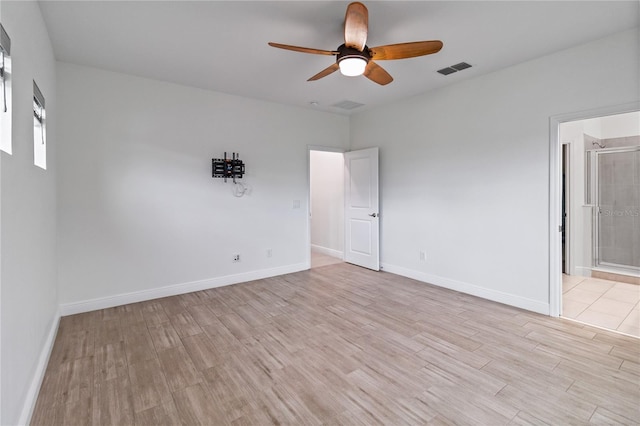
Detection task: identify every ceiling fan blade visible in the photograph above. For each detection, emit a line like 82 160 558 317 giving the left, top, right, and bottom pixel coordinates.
308 63 340 81
369 41 443 60
363 61 393 85
344 2 368 51
268 42 338 56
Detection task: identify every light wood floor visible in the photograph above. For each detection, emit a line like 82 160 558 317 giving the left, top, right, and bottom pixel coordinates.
311 251 344 269
32 263 640 425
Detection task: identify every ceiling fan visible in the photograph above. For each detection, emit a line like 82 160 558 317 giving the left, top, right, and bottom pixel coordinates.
268 2 443 85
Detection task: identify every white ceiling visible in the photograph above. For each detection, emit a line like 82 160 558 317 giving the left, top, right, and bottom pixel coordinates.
38 1 639 115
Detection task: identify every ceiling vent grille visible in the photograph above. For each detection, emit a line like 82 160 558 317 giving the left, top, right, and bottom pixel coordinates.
332 100 365 110
437 62 472 76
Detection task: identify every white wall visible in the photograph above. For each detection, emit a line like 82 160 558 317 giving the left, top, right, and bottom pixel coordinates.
310 150 344 257
350 28 639 314
0 1 58 425
56 62 349 309
583 111 640 140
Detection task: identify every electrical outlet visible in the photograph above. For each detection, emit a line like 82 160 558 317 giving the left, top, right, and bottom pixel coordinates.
266 248 272 258
420 251 426 261
233 254 240 262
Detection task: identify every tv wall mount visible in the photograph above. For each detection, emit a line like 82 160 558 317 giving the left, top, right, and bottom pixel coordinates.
212 152 245 183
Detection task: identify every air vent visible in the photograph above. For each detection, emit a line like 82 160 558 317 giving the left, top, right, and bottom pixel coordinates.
437 67 457 76
451 62 472 71
332 100 365 110
437 62 472 76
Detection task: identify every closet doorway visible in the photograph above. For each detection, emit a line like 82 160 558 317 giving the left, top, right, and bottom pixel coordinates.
309 148 345 269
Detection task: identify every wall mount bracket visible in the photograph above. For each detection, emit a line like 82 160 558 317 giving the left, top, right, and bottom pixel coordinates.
212 152 245 183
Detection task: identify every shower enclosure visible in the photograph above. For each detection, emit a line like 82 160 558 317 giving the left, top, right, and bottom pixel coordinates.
587 145 640 275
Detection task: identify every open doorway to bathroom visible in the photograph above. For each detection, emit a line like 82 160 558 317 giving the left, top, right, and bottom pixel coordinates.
560 111 639 337
309 148 345 269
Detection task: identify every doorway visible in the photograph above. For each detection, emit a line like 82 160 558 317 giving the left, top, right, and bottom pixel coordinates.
307 146 381 271
554 109 640 337
309 148 345 269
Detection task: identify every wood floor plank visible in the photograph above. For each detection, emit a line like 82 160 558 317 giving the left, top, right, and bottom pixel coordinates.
203 295 234 316
58 311 102 334
620 358 640 375
182 332 228 371
421 385 515 425
94 319 123 348
31 396 93 426
273 368 349 422
178 290 213 307
414 331 491 369
116 303 145 326
122 322 156 366
187 303 223 327
94 341 128 382
495 382 597 424
133 399 182 426
157 345 202 392
169 311 203 338
507 410 549 426
172 383 228 425
141 302 170 326
481 359 574 395
566 379 640 423
201 321 244 351
147 322 182 352
218 312 255 340
128 357 172 413
32 263 640 425
47 329 95 368
157 296 188 316
201 359 263 421
233 303 272 327
589 406 639 425
92 376 135 426
35 356 94 410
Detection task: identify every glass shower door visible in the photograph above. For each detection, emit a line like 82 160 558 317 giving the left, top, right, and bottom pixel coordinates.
595 147 640 272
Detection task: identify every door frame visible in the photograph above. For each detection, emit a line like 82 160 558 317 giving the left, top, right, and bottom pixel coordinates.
548 101 639 317
306 145 346 269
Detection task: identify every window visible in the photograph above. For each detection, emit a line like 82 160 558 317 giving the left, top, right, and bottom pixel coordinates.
0 22 11 154
33 80 46 169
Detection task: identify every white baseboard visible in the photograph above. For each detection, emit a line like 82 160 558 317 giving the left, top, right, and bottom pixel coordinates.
310 244 343 259
381 262 550 315
18 310 61 426
575 266 592 277
60 262 309 316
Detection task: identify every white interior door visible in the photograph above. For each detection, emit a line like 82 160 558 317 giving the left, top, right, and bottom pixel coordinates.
344 147 379 270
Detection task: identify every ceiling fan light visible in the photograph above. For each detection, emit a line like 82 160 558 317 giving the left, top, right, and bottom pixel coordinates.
338 56 367 76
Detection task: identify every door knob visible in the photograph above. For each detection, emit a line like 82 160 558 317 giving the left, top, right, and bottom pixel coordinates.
368 213 378 218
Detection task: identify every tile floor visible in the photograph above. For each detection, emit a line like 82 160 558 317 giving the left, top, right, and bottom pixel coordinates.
563 274 640 338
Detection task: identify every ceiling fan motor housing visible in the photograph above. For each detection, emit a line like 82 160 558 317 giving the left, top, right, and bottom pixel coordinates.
337 44 371 64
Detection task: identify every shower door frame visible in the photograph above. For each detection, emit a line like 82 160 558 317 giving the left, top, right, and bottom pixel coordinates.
589 145 640 274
